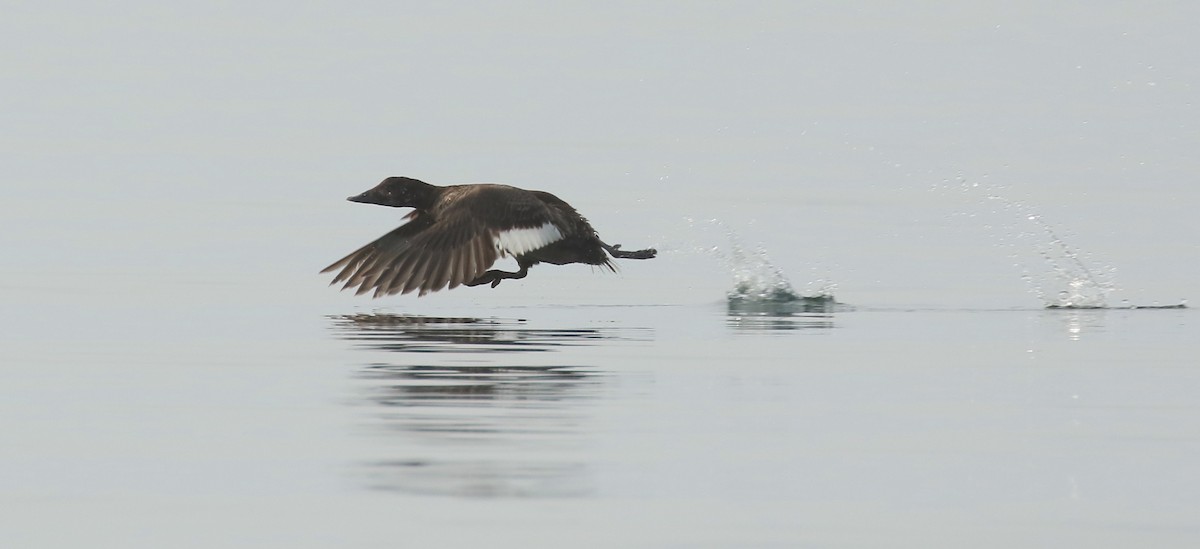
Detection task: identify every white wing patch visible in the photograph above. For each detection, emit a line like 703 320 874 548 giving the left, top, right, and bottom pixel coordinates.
493 222 563 257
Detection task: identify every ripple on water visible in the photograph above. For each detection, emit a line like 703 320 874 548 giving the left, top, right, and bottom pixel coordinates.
329 314 647 498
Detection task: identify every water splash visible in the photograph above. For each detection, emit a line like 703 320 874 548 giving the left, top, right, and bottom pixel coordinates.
683 218 838 306
939 178 1116 308
723 237 803 302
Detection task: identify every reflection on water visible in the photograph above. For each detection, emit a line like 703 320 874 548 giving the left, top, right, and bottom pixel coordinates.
360 363 595 408
361 459 589 498
725 295 842 331
1045 308 1108 341
331 313 645 353
329 313 649 498
1041 303 1189 341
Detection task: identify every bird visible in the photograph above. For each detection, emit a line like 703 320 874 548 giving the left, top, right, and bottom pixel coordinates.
321 176 657 297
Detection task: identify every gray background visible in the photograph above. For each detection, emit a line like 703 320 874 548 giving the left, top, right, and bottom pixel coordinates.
3 2 1197 547
4 1 1196 309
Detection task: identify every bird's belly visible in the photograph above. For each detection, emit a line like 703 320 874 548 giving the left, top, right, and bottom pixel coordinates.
523 238 606 265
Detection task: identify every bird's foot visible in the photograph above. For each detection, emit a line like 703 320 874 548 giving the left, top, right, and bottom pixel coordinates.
607 243 657 260
463 274 493 287
465 267 529 288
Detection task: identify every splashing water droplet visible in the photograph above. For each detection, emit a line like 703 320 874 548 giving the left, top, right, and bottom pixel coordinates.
704 222 836 305
941 180 1115 308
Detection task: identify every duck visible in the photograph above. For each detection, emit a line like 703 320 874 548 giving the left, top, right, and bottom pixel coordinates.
321 176 657 297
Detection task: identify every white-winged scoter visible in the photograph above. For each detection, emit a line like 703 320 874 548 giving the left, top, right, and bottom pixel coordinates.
322 177 657 297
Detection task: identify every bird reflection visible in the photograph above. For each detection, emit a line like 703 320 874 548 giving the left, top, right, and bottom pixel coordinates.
725 296 842 331
360 363 596 408
331 313 637 353
361 459 589 498
330 313 648 498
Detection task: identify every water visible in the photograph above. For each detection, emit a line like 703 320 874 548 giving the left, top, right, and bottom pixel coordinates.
5 239 1197 547
939 178 1122 309
683 218 836 303
6 3 1200 547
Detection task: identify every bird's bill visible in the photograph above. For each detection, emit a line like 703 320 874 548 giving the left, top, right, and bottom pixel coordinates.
346 189 379 204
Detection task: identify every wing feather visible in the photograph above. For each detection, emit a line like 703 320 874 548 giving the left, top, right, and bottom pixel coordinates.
322 185 571 298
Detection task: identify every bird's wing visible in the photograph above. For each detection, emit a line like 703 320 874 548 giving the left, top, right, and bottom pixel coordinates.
322 187 573 298
319 210 494 296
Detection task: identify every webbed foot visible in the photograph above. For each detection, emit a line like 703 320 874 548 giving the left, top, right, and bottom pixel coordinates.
605 243 657 260
465 266 529 288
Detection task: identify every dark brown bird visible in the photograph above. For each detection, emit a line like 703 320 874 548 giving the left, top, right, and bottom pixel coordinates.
321 177 657 297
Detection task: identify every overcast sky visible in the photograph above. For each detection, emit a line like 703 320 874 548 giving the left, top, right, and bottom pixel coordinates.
3 1 1197 307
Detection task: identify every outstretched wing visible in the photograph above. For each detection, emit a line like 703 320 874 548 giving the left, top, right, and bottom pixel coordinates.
320 211 497 297
321 189 567 297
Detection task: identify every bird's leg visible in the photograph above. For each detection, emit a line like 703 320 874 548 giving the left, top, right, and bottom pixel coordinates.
464 263 530 288
602 242 657 260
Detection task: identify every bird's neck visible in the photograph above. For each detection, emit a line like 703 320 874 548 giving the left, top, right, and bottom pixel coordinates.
406 181 440 210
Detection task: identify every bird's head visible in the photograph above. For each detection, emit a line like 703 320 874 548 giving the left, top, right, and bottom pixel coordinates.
347 176 434 208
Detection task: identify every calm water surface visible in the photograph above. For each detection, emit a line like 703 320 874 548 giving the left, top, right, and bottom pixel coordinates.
5 292 1196 548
